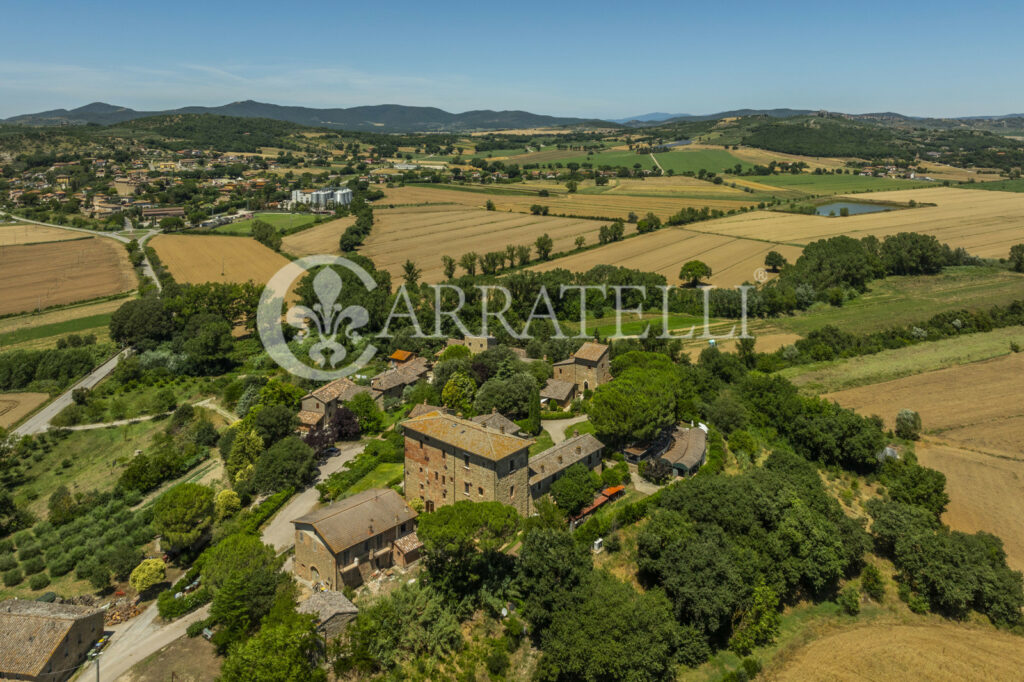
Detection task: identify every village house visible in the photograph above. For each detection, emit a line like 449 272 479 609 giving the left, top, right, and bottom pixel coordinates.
370 356 429 400
292 488 421 589
540 378 576 410
0 599 104 681
402 410 533 515
470 408 524 437
297 376 381 449
297 591 359 641
527 433 604 507
551 342 611 397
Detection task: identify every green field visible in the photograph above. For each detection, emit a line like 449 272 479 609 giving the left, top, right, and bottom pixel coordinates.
780 326 1024 394
214 213 315 235
0 312 113 348
962 178 1024 193
573 313 708 338
751 173 932 195
774 266 1024 336
555 148 750 175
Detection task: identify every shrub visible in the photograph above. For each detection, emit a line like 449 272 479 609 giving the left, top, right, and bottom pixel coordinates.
838 585 861 615
17 544 41 561
48 555 76 577
22 556 46 575
28 573 51 590
129 558 166 593
186 617 213 638
0 553 17 571
895 409 922 440
861 564 885 602
3 568 23 586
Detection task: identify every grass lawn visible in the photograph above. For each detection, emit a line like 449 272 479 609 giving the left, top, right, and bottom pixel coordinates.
773 266 1024 336
529 429 555 457
347 462 404 496
779 326 1024 394
589 313 707 338
214 213 315 235
750 173 932 195
14 419 167 517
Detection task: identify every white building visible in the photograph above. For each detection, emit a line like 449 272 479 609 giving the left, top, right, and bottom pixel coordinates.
290 187 353 209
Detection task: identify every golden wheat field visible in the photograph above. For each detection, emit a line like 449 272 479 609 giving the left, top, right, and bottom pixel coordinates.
150 234 291 286
0 223 81 245
0 238 135 315
0 392 49 429
823 352 1024 452
687 187 1024 257
380 184 756 220
599 176 751 197
529 227 803 287
359 206 630 283
916 438 1024 572
767 623 1024 681
280 217 355 257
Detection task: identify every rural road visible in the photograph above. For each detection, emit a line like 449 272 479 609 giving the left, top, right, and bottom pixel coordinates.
12 349 131 436
101 603 212 682
261 441 365 552
2 212 131 243
542 415 588 444
649 153 664 172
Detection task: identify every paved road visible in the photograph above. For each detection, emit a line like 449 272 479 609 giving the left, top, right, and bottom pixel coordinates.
1 212 131 243
542 415 589 444
12 350 131 436
261 441 365 552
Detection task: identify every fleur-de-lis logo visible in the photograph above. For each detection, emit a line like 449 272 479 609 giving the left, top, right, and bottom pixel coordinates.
287 268 369 368
258 256 378 380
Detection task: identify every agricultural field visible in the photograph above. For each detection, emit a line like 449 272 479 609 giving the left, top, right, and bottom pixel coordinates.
0 297 126 351
280 216 355 256
360 206 629 282
767 622 1024 680
781 326 1024 394
585 176 757 200
916 439 1024 572
214 212 315 235
727 146 850 171
530 227 804 288
773 266 1024 336
962 177 1024 193
380 184 759 221
688 187 1024 258
150 234 291 286
0 237 136 316
552 148 752 175
730 172 932 197
824 352 1024 455
0 223 82 245
0 392 48 429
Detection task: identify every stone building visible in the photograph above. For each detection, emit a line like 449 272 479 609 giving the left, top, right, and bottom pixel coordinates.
292 488 420 589
0 599 104 681
527 433 604 507
297 591 359 642
296 376 381 449
402 410 533 515
552 342 611 396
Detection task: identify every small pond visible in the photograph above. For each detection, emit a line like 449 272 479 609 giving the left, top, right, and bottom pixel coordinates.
815 201 894 216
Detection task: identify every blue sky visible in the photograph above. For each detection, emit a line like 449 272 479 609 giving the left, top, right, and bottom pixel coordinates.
1 0 1021 119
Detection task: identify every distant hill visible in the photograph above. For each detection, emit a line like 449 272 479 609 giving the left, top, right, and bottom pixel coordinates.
610 112 692 124
2 100 609 133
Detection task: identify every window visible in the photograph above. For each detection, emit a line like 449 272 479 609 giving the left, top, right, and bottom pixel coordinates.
463 454 470 468
434 471 438 480
508 459 515 473
478 486 484 497
509 485 515 499
464 482 470 495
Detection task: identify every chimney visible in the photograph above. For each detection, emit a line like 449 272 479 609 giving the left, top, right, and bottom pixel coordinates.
499 425 505 434
575 445 581 455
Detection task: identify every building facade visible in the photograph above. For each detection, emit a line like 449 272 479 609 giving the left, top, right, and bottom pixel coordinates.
528 433 604 508
552 342 611 395
402 411 532 515
0 600 104 682
290 187 353 209
292 488 420 589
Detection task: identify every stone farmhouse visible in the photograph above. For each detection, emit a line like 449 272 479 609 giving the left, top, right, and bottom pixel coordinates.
292 488 421 589
551 342 611 398
402 411 605 515
297 591 359 641
296 376 381 450
0 600 104 682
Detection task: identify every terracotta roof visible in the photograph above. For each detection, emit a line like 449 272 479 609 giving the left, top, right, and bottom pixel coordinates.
408 403 448 419
389 349 414 362
541 378 576 401
298 591 358 624
572 342 609 363
528 433 603 485
371 358 429 392
470 410 521 435
402 412 532 461
310 377 363 403
0 600 102 678
394 531 423 554
292 488 417 555
297 410 323 426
